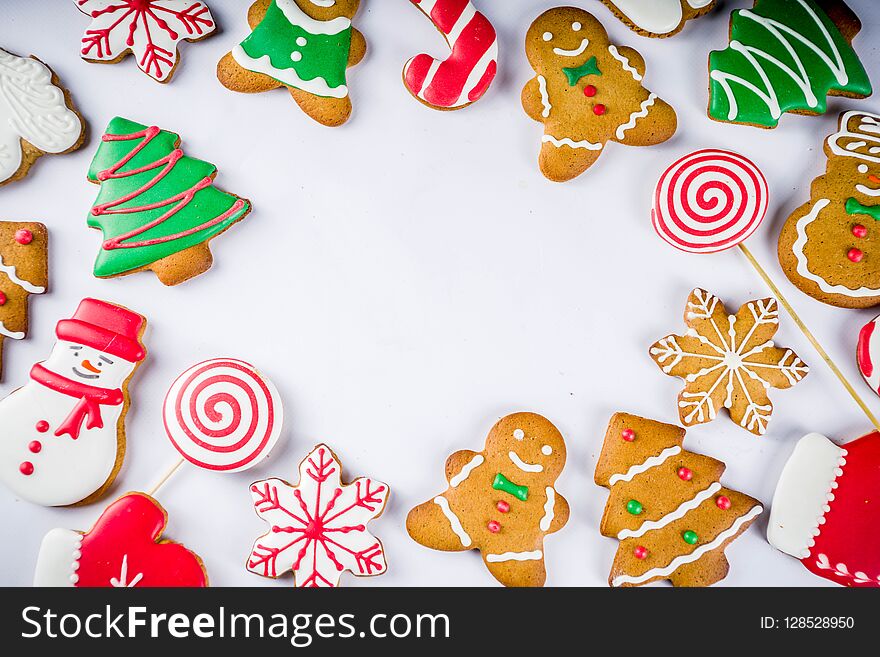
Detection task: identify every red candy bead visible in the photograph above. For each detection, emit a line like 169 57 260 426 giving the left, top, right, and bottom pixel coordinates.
14 229 33 245
593 104 606 116
487 521 501 533
677 467 693 481
853 224 868 238
583 84 597 97
848 248 864 263
496 500 510 514
716 495 732 510
19 462 34 476
0 292 5 306
621 428 635 442
28 441 41 454
633 546 649 560
36 420 49 433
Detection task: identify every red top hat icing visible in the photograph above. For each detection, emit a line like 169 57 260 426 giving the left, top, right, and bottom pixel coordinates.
56 298 145 363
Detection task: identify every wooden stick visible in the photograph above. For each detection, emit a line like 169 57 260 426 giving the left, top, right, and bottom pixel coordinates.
738 243 880 432
146 457 185 498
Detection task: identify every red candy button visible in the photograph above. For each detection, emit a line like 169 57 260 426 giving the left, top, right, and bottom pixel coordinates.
593 104 606 116
853 224 868 238
36 420 49 433
633 546 649 559
677 467 693 481
28 441 41 453
19 462 34 476
487 521 501 533
716 495 732 510
14 229 33 245
848 248 864 263
0 292 5 306
583 84 597 97
621 428 635 442
496 500 510 513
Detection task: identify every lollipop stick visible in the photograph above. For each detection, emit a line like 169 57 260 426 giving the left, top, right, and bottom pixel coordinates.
146 457 186 498
737 243 880 432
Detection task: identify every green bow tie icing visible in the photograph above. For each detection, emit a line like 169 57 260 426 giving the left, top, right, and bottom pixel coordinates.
846 198 880 222
492 473 528 501
562 56 601 87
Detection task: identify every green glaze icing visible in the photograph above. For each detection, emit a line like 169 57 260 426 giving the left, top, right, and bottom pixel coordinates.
87 117 250 279
492 473 528 501
563 56 601 87
846 198 880 221
708 0 872 127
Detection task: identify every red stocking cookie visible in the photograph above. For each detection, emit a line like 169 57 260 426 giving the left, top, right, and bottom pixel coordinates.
34 492 208 586
403 0 498 110
407 412 570 587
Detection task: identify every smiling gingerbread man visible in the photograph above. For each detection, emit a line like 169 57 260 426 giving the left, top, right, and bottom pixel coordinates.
522 7 677 182
407 412 570 587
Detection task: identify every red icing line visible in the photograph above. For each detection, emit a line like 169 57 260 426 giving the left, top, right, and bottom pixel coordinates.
857 320 875 378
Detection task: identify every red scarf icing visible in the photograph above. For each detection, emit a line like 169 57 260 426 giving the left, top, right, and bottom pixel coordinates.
30 364 124 440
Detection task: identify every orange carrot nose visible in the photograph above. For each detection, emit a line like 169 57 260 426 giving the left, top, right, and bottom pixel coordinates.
869 174 880 184
81 360 101 374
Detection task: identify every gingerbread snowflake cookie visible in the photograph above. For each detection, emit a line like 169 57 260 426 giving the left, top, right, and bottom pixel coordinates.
596 413 763 587
0 48 84 186
779 111 880 308
218 0 367 127
407 412 570 587
521 7 677 182
650 288 809 436
600 0 717 38
73 0 217 83
247 444 389 587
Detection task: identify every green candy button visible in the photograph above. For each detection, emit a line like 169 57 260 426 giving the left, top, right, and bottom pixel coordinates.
682 530 699 545
626 499 643 516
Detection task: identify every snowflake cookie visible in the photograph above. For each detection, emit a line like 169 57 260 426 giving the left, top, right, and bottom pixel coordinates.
649 288 809 436
247 444 389 587
73 0 218 83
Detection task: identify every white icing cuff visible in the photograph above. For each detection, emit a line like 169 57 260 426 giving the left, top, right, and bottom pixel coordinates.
33 528 83 587
767 433 846 559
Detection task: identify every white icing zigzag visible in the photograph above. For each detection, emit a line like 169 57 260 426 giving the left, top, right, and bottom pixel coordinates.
0 254 45 294
607 45 642 81
616 93 656 140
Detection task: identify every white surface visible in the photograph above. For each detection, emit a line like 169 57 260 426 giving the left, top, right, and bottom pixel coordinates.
0 0 878 587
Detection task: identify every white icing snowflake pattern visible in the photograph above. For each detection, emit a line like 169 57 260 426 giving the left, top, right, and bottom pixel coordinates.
650 288 808 435
247 444 389 588
74 0 216 82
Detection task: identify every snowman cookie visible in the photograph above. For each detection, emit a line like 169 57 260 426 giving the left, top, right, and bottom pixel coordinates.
406 412 570 587
599 0 717 38
218 0 367 127
521 7 677 182
0 298 146 507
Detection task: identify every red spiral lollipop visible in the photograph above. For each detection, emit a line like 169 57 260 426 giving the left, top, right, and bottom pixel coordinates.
162 359 283 473
652 149 769 254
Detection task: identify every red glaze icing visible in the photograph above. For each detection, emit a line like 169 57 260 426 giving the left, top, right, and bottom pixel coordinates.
848 248 864 263
677 467 693 481
487 520 501 533
28 441 41 453
633 545 648 559
19 462 34 475
853 224 868 238
715 495 732 510
14 229 33 245
496 500 510 513
621 428 635 442
35 420 49 433
593 103 606 116
583 84 597 97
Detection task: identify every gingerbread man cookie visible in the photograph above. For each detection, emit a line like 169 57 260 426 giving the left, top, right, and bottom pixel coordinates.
218 0 367 127
779 111 880 308
407 412 569 587
521 7 677 182
600 0 717 38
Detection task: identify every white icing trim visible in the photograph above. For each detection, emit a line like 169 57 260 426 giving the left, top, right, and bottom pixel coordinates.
814 553 880 585
276 0 351 34
508 450 543 473
110 554 144 587
537 75 551 118
552 38 589 57
539 487 555 531
0 254 45 294
793 199 880 298
231 45 348 99
0 320 25 340
33 528 82 587
612 505 762 586
609 446 681 486
433 495 471 547
618 483 722 539
616 93 656 140
829 112 880 164
449 454 484 487
542 134 602 150
309 0 337 6
485 550 543 563
607 45 642 81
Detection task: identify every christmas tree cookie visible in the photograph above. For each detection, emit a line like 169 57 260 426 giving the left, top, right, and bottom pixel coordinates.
218 0 366 127
779 111 880 308
596 413 763 587
85 117 251 286
407 412 570 587
521 7 677 182
708 0 872 129
0 223 48 380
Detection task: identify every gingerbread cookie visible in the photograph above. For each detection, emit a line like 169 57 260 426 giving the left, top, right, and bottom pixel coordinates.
85 117 251 286
708 0 872 129
0 298 146 507
522 7 677 182
768 431 879 587
403 0 498 110
779 111 880 308
35 492 208 587
73 0 217 83
649 288 809 435
0 223 48 380
0 48 84 187
600 0 717 38
218 0 366 127
247 444 389 587
596 413 763 587
407 412 569 587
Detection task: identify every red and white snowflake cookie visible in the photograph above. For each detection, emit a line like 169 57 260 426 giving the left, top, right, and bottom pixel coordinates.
247 444 389 587
73 0 217 83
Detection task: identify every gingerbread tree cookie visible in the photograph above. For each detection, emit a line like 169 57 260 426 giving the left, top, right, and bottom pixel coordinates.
600 0 717 38
85 117 251 286
649 288 809 435
521 7 677 182
407 412 570 587
708 0 872 129
0 223 47 380
596 413 763 587
218 0 367 127
779 111 880 308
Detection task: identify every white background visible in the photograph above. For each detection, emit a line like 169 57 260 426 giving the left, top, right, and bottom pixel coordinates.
1 0 878 587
